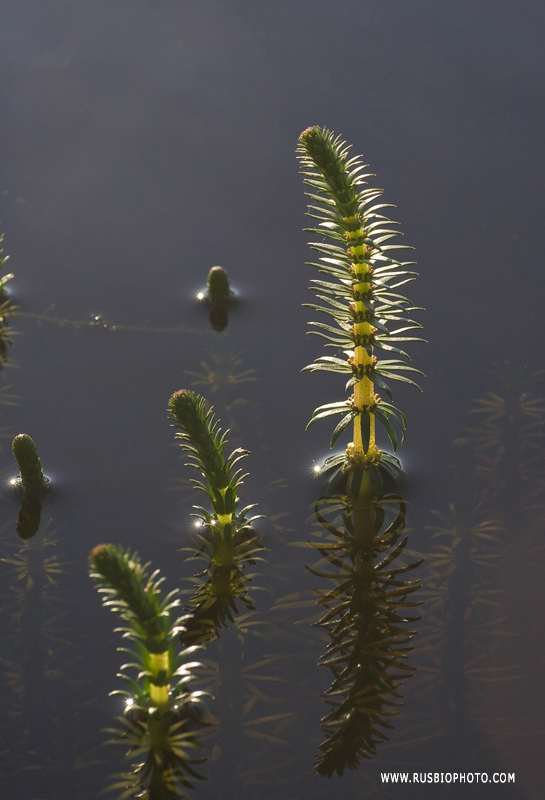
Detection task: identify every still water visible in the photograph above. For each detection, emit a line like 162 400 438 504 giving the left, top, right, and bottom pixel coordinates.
1 2 544 798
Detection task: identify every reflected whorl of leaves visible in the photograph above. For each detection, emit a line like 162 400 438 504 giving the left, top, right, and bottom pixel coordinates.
0 524 65 727
195 622 298 797
309 470 421 776
408 439 516 764
0 229 16 370
185 352 256 395
466 361 545 526
0 519 94 796
168 390 265 645
89 544 208 800
297 126 423 483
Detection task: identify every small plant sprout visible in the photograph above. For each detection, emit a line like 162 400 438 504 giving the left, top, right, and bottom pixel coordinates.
12 434 49 495
197 267 235 331
206 266 232 305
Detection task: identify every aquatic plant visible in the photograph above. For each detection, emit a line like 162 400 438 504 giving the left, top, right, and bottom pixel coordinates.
297 126 423 487
198 266 234 331
0 228 14 295
12 433 48 495
89 543 208 799
168 390 264 644
206 266 232 305
11 434 49 539
295 127 423 774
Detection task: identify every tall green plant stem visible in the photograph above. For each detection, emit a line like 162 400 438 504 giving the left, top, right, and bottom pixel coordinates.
297 126 423 479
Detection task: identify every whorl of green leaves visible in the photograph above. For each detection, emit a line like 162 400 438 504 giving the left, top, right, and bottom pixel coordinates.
169 390 250 520
89 544 179 653
168 389 253 530
0 229 14 293
12 433 48 495
297 126 424 472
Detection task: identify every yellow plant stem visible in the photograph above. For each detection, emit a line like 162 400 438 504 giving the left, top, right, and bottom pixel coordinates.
351 271 378 460
149 650 170 709
215 486 234 541
216 512 233 529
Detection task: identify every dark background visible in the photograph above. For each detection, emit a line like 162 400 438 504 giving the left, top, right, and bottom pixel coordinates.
0 1 544 798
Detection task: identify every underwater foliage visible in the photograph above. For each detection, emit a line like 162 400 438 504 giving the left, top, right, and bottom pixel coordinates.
168 390 264 644
404 438 517 766
193 622 298 798
185 352 256 395
0 517 94 796
297 126 423 484
89 544 208 800
309 473 421 776
465 360 545 526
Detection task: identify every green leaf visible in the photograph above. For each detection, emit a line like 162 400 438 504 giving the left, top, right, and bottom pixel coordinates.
330 412 355 448
369 372 393 399
374 407 400 450
378 371 423 391
377 401 407 430
307 403 352 429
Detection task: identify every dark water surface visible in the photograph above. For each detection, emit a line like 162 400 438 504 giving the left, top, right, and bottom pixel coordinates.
1 1 544 798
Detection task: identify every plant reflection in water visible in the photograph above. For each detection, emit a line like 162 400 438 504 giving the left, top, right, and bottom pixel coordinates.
0 228 15 371
309 479 421 776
